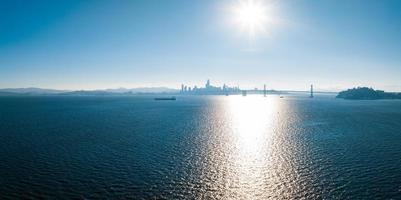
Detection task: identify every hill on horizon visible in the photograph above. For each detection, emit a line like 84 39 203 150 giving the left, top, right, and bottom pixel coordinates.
0 87 178 95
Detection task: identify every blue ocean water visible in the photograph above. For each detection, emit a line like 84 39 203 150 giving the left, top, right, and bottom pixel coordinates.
0 95 400 199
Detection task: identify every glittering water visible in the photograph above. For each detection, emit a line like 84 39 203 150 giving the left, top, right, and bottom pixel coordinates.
0 95 401 199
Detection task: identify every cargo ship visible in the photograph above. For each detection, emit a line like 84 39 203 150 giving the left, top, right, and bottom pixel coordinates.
154 96 176 101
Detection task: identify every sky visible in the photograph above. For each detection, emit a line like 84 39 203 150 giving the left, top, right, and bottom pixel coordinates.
0 0 400 91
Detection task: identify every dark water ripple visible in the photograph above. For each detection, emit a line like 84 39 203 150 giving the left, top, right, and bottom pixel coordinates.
0 95 401 199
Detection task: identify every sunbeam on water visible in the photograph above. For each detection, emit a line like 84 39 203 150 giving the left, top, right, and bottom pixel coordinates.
228 95 276 154
227 95 278 198
200 95 288 199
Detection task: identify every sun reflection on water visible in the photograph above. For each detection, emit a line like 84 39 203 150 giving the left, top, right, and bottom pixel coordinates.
200 95 296 199
225 95 279 198
228 95 277 153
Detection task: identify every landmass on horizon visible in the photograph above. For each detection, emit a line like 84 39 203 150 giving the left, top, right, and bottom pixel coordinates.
336 87 401 100
2 81 401 100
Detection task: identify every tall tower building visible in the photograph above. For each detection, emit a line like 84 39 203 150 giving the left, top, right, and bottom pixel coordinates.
264 84 267 97
206 79 210 88
310 84 314 98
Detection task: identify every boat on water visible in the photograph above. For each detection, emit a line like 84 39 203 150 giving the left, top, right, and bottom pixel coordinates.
154 96 176 101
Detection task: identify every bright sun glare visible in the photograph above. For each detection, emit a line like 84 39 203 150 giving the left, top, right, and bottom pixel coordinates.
231 0 275 38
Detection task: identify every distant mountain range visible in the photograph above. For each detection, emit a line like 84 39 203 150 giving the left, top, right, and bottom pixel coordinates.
0 87 71 94
0 87 178 96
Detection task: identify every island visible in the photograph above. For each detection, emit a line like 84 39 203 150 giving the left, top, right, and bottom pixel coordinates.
336 87 401 100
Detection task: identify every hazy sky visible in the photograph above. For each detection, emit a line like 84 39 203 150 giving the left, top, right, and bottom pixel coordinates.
1 0 400 91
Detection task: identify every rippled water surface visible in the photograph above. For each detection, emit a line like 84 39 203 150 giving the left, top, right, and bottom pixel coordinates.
1 95 401 199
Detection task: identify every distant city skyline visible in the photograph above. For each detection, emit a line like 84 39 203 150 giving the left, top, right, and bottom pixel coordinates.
180 79 241 95
1 0 401 91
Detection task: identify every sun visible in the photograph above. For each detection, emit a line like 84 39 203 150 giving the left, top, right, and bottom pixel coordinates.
230 0 275 38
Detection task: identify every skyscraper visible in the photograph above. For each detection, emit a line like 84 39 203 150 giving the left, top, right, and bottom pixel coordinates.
264 84 267 97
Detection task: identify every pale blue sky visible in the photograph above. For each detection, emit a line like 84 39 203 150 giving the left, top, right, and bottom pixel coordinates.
0 0 400 91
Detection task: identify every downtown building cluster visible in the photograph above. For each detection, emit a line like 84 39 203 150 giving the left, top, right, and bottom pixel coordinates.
180 80 241 95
